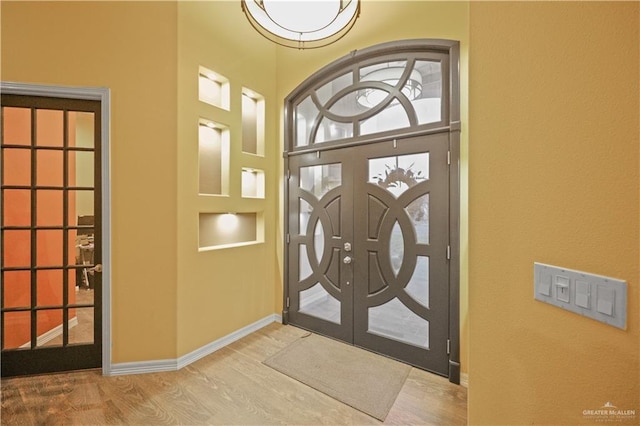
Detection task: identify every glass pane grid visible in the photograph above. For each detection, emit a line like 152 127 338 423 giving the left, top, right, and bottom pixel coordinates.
2 103 97 353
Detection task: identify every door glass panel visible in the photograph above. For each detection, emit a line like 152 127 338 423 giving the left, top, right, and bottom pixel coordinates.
300 282 341 324
36 309 63 347
3 149 31 186
35 109 63 147
369 152 429 197
36 269 63 307
300 163 341 198
299 199 312 235
36 149 63 187
3 230 31 267
413 60 442 125
68 190 94 225
299 244 312 281
360 108 410 136
295 96 317 147
2 107 31 145
75 285 94 305
328 90 362 117
3 189 31 226
313 219 325 264
407 194 429 244
36 230 63 266
69 111 95 148
317 72 353 105
368 297 429 349
3 271 31 308
406 256 429 308
69 307 94 345
3 311 30 349
36 190 64 226
389 220 404 276
69 151 94 187
315 118 353 143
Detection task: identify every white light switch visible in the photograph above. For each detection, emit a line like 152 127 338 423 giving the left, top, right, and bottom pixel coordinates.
596 286 615 316
575 280 590 309
539 274 552 296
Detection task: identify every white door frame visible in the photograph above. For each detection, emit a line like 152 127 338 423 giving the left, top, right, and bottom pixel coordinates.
1 81 113 375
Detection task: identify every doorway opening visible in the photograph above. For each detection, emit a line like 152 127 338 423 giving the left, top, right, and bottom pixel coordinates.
283 40 461 382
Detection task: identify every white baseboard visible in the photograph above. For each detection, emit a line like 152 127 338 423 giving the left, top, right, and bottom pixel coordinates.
19 317 79 349
108 313 282 376
460 372 468 388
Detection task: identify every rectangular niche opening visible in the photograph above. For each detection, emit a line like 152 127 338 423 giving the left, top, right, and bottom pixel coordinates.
199 119 230 196
241 88 265 156
199 66 230 110
241 168 265 199
199 212 264 250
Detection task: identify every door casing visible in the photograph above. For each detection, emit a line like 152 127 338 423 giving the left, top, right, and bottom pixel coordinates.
1 81 112 375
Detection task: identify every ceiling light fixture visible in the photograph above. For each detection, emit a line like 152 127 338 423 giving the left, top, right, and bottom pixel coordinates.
241 0 360 49
357 67 423 108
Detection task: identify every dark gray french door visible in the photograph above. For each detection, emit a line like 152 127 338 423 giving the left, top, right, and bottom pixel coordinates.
283 39 460 380
1 93 102 377
287 132 450 375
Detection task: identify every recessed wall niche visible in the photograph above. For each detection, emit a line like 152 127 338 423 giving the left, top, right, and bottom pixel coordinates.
198 119 229 196
241 168 265 198
199 66 230 110
241 88 265 156
198 212 264 250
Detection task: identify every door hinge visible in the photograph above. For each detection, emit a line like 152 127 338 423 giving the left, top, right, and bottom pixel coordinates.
286 233 290 244
447 245 451 260
447 339 451 355
447 150 451 165
286 297 290 308
287 169 291 180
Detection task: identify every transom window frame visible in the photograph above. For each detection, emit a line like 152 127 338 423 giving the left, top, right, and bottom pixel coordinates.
284 39 460 155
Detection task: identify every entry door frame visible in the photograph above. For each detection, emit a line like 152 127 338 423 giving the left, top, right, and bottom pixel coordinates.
282 39 460 383
1 81 112 375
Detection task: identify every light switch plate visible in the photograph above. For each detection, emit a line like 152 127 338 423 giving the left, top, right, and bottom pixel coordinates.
534 262 627 330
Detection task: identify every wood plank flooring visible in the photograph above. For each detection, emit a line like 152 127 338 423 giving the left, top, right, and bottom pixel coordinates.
1 323 467 425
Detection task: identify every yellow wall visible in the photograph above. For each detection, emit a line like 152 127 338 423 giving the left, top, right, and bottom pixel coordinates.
1 1 179 362
175 1 278 354
273 0 471 374
468 2 639 424
3 3 638 425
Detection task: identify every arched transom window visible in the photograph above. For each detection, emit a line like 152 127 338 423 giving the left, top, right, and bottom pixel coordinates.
289 44 451 150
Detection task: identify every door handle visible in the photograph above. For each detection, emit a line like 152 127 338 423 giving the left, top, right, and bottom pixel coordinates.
88 264 102 273
343 256 352 264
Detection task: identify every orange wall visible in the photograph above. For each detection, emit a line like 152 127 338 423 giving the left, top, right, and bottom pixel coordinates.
468 2 639 424
3 108 77 347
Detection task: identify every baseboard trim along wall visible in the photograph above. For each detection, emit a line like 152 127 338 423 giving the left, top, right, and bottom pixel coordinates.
108 314 282 376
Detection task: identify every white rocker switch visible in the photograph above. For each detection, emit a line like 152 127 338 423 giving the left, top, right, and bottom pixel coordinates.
596 285 615 316
575 280 590 309
539 274 552 296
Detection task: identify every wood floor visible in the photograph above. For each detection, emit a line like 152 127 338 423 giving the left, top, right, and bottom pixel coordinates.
1 323 467 425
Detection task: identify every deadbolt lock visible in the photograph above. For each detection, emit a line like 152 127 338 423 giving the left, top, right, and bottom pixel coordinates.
344 242 352 252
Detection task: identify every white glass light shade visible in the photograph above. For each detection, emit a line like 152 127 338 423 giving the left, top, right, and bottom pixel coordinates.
242 0 360 49
357 67 423 108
